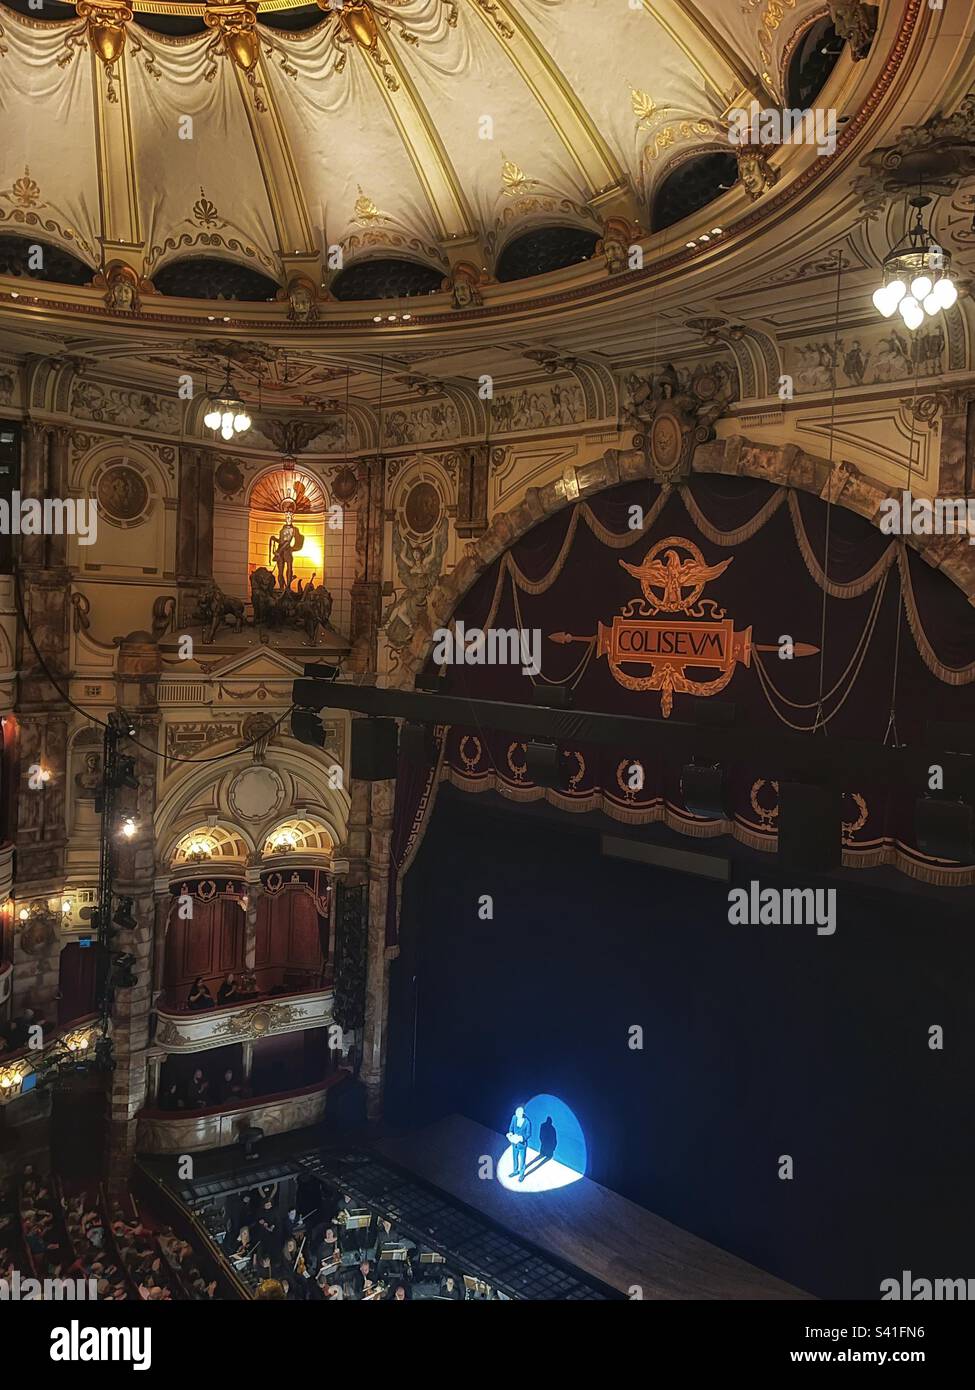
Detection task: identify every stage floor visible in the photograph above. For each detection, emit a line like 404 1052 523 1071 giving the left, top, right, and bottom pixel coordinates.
377 1115 810 1300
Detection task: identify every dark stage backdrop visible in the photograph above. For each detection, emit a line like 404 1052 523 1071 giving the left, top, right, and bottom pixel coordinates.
388 793 975 1300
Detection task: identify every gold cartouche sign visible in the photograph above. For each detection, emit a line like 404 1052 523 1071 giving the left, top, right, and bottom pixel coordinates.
552 536 817 718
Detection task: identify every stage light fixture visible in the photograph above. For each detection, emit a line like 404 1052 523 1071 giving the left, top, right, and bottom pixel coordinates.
110 953 139 988
414 671 443 693
777 782 840 871
914 797 973 862
351 718 399 780
110 755 139 791
93 1036 116 1072
681 763 728 819
531 686 572 710
291 707 327 749
112 896 137 932
399 720 436 764
525 740 560 788
119 816 137 839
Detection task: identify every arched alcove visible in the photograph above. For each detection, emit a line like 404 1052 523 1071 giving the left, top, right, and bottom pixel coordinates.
495 226 599 282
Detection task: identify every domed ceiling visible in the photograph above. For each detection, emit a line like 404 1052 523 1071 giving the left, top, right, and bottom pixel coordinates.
0 0 829 292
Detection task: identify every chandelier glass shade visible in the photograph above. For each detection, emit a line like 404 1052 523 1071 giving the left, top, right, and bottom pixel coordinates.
203 365 252 440
872 196 957 328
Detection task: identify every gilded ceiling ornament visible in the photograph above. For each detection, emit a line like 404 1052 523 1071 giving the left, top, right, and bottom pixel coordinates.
473 0 513 39
501 157 538 197
353 187 389 224
10 168 41 209
0 168 96 261
641 118 716 168
745 0 796 88
321 0 457 91
204 2 260 73
192 188 226 229
75 1 132 66
631 89 664 130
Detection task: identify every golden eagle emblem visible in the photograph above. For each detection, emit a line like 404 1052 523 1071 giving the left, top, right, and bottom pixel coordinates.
619 538 732 613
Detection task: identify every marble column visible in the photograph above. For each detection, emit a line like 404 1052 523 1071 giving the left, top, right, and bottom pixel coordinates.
105 638 161 1192
361 779 395 1118
20 424 49 568
46 427 72 569
151 894 171 1009
146 1054 162 1106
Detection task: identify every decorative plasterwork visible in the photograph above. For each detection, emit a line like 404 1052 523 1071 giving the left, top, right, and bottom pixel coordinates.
154 989 335 1051
853 91 975 219
0 166 97 265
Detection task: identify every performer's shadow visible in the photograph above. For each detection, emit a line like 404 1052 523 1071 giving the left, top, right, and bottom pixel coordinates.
524 1117 558 1176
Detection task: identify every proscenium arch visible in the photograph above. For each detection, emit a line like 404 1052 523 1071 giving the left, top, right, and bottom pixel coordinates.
389 437 975 687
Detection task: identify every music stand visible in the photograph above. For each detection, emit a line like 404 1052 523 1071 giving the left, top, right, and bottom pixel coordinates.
378 1246 409 1266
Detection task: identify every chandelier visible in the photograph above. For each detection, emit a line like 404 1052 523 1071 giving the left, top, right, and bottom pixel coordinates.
203 363 252 440
872 195 957 329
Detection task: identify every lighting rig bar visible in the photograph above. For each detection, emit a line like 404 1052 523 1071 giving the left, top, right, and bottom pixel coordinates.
291 679 973 792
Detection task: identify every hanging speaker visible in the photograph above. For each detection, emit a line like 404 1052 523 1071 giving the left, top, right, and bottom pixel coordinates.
532 686 572 709
351 719 399 780
681 764 728 819
399 721 436 765
525 741 560 788
778 782 840 872
915 797 973 862
291 707 326 749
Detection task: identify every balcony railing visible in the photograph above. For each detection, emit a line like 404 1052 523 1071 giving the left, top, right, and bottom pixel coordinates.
154 986 335 1053
136 1073 347 1153
0 1013 101 1105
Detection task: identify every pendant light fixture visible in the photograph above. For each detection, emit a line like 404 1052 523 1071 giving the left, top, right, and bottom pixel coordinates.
203 360 253 440
872 194 957 328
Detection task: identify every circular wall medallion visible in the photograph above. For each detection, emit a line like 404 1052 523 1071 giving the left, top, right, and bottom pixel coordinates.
331 464 358 503
228 766 285 822
403 479 442 536
649 412 685 476
215 457 245 498
96 463 150 526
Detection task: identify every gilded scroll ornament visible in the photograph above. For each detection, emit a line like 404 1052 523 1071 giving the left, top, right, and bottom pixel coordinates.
76 1 132 65
204 1 260 73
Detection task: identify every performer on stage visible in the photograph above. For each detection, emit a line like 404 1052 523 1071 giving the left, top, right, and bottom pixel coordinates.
506 1104 532 1182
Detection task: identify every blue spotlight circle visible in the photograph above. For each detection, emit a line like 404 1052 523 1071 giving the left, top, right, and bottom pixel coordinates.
498 1094 586 1193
